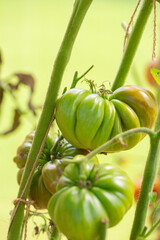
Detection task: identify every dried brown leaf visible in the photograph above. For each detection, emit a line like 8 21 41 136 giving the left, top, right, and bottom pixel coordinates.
14 73 34 92
0 109 21 135
14 73 37 115
0 51 3 66
0 86 4 108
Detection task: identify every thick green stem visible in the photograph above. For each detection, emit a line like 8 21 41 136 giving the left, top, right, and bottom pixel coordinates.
154 105 160 132
111 0 153 91
130 134 160 240
62 127 155 164
7 1 93 239
85 128 155 161
98 219 108 240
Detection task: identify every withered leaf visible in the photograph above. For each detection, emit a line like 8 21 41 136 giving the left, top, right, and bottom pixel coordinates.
28 98 36 116
14 73 37 115
0 86 4 109
0 51 3 66
0 109 21 135
14 73 34 92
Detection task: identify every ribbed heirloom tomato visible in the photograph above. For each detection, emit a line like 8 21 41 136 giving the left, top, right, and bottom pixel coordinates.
48 156 134 240
55 85 158 152
14 132 88 209
13 131 53 169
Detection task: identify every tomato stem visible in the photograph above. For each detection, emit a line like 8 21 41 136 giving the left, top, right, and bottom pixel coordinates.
144 218 160 238
130 134 160 240
98 219 108 240
154 105 160 132
84 127 155 161
70 65 94 89
62 128 155 165
111 0 154 91
7 1 93 239
50 135 64 155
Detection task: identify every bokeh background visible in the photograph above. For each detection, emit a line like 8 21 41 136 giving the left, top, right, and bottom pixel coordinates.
0 0 160 239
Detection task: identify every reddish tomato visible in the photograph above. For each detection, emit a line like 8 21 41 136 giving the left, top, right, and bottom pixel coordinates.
134 176 160 202
146 59 160 87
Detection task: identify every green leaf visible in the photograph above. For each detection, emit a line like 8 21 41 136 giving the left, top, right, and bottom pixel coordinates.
150 67 160 85
149 192 157 204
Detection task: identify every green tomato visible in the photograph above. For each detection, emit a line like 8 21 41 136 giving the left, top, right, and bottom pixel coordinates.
48 156 134 240
17 167 52 209
51 138 88 159
42 160 65 194
41 138 89 194
17 168 24 185
55 85 157 152
28 169 52 209
13 131 54 168
42 154 97 195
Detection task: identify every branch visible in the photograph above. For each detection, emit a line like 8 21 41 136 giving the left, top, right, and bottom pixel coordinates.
7 1 93 239
111 0 154 91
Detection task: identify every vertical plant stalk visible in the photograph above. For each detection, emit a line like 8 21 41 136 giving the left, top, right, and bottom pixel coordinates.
98 219 108 240
130 98 160 239
111 0 154 91
130 134 160 240
7 1 93 240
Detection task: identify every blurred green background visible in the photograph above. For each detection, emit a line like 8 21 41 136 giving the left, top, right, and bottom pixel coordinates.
0 0 160 239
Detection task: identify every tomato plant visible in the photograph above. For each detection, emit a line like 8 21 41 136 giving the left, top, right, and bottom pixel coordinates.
13 131 53 169
7 0 160 240
55 85 157 152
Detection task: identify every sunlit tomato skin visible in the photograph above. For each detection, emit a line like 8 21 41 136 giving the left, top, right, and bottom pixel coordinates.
42 160 65 194
55 86 158 152
28 170 52 209
13 131 53 169
48 156 134 240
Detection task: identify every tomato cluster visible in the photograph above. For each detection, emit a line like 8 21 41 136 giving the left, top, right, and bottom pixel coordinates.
14 82 158 239
55 85 157 152
14 132 88 209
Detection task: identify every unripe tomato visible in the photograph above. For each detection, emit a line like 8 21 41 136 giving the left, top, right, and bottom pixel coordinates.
42 146 94 195
14 132 89 209
17 167 52 209
42 160 65 194
28 169 52 209
55 85 157 152
48 156 134 240
13 131 53 169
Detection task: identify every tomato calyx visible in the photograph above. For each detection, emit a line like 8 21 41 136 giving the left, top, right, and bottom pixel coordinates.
78 179 92 188
93 83 113 99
